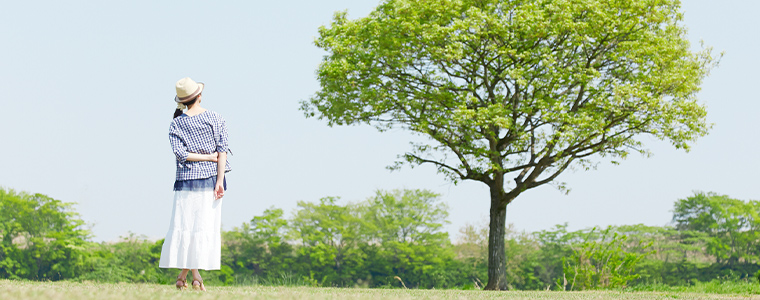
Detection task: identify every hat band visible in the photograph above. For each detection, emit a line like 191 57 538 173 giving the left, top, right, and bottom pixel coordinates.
177 86 202 101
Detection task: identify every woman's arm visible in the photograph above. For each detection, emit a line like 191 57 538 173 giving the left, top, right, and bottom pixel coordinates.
213 113 229 200
170 121 218 164
214 152 227 200
169 124 189 164
186 152 218 162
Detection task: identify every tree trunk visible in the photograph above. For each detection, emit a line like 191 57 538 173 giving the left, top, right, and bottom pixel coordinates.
484 191 509 290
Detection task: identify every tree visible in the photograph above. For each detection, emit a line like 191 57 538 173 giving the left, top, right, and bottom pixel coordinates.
303 0 718 289
223 207 294 280
672 192 760 265
289 197 368 286
365 189 449 244
0 188 91 280
363 189 455 288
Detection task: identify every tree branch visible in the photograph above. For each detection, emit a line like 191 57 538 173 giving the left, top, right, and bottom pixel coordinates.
405 153 468 180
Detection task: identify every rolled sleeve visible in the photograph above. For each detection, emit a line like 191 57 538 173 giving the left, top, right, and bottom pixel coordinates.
215 117 229 153
169 122 189 165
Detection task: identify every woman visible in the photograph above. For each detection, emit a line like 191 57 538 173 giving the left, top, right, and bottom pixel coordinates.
159 77 231 291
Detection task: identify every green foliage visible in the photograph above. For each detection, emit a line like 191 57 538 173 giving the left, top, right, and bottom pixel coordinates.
559 227 652 290
0 188 91 280
223 207 295 283
672 192 760 265
220 189 467 288
78 234 232 285
365 189 449 244
289 197 367 286
303 0 718 202
2 187 758 292
78 234 169 283
362 190 458 288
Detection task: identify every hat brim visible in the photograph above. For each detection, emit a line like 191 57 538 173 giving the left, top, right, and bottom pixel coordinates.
175 82 205 103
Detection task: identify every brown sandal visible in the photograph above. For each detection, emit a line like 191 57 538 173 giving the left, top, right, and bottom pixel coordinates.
175 277 188 290
192 278 206 292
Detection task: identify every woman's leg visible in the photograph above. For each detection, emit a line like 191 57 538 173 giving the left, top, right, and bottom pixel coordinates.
176 269 189 289
191 269 206 291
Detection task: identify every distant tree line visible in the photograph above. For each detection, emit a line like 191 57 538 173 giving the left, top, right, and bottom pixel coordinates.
1 187 758 289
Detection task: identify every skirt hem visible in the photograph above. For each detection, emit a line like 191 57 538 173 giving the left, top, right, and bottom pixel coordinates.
158 265 221 271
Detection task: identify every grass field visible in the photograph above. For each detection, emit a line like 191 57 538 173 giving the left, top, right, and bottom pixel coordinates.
1 280 758 300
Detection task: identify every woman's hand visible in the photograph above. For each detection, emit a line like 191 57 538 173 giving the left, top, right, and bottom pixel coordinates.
208 152 219 162
214 182 224 200
215 152 227 200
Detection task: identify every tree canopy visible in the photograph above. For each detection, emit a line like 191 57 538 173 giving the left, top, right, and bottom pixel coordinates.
673 192 760 265
0 188 90 280
304 0 717 190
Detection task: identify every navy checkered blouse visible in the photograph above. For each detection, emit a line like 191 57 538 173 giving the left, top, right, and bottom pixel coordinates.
169 110 232 181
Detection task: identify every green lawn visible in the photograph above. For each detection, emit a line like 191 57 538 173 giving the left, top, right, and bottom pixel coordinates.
1 280 757 300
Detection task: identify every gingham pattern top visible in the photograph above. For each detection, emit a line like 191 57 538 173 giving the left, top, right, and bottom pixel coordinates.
169 110 232 181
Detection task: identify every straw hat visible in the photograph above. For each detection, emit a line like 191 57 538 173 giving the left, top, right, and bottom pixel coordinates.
174 77 205 103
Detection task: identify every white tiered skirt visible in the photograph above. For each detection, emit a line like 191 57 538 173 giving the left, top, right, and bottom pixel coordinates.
159 185 223 270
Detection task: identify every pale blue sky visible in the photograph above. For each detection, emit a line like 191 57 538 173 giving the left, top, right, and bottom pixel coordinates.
1 0 757 242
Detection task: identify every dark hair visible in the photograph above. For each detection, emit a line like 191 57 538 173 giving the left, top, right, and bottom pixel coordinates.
172 97 199 119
